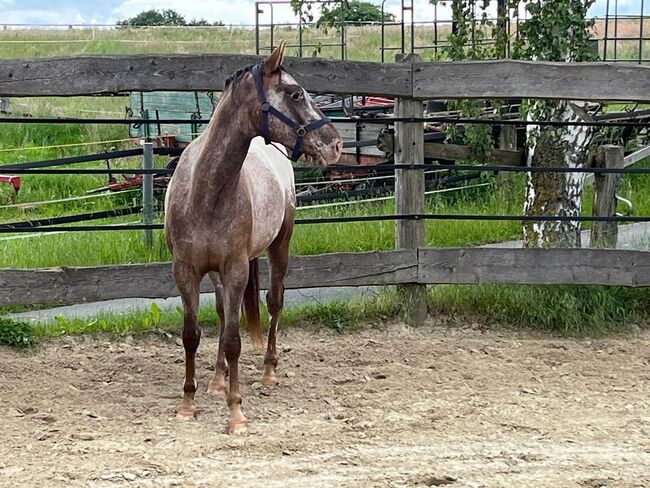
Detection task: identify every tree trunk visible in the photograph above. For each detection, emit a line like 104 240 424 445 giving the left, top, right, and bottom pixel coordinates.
523 101 593 248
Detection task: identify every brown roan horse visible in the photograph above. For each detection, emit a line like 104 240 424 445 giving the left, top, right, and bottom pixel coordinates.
164 42 342 434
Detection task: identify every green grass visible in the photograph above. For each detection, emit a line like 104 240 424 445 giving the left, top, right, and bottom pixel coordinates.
429 284 650 335
0 22 645 63
0 175 523 267
2 159 650 268
32 289 399 340
11 282 645 345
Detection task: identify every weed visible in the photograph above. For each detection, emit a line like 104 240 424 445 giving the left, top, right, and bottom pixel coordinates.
0 316 38 348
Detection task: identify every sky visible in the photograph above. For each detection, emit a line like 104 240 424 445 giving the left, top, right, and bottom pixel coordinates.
0 0 644 27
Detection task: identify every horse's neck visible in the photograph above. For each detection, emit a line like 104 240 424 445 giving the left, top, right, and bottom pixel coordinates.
190 92 255 204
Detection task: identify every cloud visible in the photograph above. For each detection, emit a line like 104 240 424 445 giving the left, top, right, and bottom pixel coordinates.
1 8 88 26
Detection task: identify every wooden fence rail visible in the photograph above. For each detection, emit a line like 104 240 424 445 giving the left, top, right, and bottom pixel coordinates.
2 248 649 307
0 55 649 101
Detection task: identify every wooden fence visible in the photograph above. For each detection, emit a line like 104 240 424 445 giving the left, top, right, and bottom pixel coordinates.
1 248 649 307
1 54 649 323
0 55 649 101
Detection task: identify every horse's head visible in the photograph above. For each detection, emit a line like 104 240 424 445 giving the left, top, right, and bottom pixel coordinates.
243 41 342 166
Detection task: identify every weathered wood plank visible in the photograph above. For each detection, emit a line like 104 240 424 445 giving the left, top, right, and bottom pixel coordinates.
591 145 624 248
2 247 650 307
0 54 412 97
413 60 650 102
424 142 524 165
394 70 428 326
0 250 418 306
1 56 649 101
418 248 650 287
624 145 650 167
586 144 650 186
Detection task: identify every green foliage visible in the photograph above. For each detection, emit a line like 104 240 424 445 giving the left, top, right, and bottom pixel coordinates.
317 1 395 27
33 290 399 338
188 18 224 27
432 0 597 157
512 0 597 62
116 9 223 28
0 317 37 348
47 301 169 337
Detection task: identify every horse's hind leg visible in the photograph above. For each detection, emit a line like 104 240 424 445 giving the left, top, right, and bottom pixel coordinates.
173 260 202 421
207 272 228 398
261 218 293 388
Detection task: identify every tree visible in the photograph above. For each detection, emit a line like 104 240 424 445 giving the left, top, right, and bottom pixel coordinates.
316 1 395 27
514 0 596 248
434 0 596 248
116 8 187 27
188 18 225 26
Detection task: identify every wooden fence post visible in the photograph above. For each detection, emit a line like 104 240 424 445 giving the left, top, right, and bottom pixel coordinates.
590 145 624 248
142 140 154 247
394 54 427 326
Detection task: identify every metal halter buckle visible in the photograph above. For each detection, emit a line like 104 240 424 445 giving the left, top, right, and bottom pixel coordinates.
260 101 271 112
296 126 307 136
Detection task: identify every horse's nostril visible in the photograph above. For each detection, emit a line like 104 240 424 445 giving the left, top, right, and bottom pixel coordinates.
335 140 342 154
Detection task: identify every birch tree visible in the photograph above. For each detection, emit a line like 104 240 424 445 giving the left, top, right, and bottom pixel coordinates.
516 0 596 248
433 0 596 247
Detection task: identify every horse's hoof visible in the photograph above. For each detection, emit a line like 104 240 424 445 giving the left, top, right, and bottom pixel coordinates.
260 374 279 388
176 403 198 421
227 419 249 435
207 383 227 398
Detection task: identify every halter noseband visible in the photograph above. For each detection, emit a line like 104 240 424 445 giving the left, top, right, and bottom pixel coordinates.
251 64 331 162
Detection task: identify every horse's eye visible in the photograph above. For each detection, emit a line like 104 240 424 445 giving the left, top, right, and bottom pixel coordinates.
291 91 303 102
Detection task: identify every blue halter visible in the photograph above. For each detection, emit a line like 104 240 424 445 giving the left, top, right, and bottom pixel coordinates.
251 64 331 162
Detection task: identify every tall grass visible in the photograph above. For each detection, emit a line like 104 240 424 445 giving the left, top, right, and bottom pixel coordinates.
18 281 649 342
32 288 399 340
0 24 448 62
0 175 523 267
429 284 650 335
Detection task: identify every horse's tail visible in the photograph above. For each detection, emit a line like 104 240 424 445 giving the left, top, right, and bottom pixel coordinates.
243 257 264 348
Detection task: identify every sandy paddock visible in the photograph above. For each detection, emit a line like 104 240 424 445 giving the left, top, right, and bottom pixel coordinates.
1 322 649 487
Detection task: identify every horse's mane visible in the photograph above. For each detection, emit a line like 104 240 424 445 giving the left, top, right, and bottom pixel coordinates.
223 64 288 93
223 64 256 91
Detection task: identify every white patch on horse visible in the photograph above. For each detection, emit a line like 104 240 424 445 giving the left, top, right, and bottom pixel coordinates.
244 137 295 257
271 71 323 125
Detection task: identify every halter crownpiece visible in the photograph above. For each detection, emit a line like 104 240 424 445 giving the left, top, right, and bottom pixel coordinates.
251 64 331 162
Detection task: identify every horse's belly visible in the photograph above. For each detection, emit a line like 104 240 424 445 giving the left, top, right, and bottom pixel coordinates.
249 194 286 257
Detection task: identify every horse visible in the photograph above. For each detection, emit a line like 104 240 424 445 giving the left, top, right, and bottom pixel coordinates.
164 41 342 434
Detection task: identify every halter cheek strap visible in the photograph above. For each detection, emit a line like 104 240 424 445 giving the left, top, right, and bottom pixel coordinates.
252 64 331 162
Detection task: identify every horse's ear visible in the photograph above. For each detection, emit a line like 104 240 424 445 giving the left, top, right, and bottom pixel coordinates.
264 40 286 76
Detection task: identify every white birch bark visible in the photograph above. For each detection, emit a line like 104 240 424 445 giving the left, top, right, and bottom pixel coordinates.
522 0 594 248
523 101 593 248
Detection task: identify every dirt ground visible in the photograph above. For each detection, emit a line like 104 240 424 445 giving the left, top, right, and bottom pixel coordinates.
1 322 649 488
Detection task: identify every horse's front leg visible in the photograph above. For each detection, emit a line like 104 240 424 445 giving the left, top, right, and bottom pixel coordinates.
221 258 250 435
173 261 202 421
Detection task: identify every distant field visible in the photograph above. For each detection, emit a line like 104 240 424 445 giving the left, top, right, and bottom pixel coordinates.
0 18 647 62
0 24 441 62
